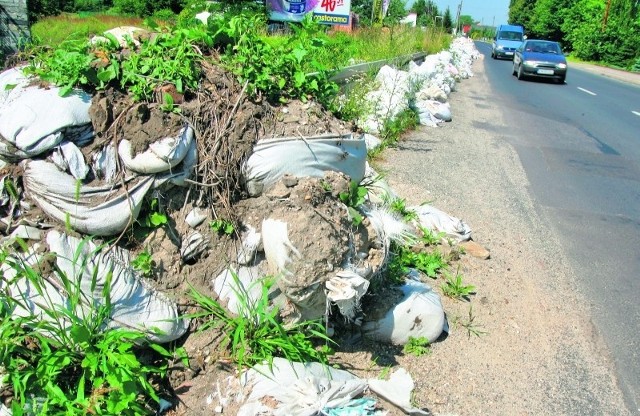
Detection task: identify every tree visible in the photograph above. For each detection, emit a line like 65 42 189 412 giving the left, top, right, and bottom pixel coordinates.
508 0 537 31
529 0 572 41
383 0 408 25
443 6 453 31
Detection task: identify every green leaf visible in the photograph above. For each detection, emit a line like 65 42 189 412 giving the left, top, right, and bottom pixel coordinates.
70 324 91 344
149 212 167 227
294 71 306 87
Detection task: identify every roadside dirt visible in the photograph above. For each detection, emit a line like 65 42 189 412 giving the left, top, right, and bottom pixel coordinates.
363 55 631 415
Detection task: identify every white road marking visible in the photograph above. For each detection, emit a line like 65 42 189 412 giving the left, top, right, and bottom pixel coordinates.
633 111 640 117
577 87 597 96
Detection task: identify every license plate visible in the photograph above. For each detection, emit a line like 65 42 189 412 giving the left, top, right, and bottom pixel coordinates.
506 52 514 56
537 69 554 75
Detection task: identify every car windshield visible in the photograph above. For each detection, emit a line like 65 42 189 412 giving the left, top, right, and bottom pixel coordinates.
525 42 561 54
499 31 523 41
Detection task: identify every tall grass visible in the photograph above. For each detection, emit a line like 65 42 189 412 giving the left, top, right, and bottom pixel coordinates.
30 13 144 46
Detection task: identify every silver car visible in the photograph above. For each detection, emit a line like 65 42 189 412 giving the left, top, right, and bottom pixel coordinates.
512 40 568 84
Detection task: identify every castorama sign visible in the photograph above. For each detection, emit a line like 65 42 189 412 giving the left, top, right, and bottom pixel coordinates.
268 0 351 25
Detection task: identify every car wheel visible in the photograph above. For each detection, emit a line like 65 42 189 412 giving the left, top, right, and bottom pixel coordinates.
512 62 517 76
557 76 566 84
491 51 496 59
516 64 524 80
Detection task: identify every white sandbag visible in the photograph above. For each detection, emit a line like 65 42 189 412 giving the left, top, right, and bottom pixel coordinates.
417 84 448 103
185 208 208 228
1 231 188 343
154 135 198 187
195 11 211 24
411 204 472 242
363 133 382 152
118 126 194 174
361 279 446 345
237 225 262 265
51 141 90 180
326 270 369 321
90 26 145 47
238 358 367 416
23 159 153 236
92 144 118 182
212 264 265 316
364 207 415 246
367 368 429 415
417 110 440 127
180 231 209 262
0 67 92 160
413 100 452 122
262 218 301 279
242 134 366 197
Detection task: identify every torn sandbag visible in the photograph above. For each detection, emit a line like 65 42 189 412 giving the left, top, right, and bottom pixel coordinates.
180 231 209 263
364 207 415 246
242 133 366 197
0 232 187 344
368 368 429 415
0 67 93 161
410 204 472 242
238 358 368 416
50 141 90 180
118 125 194 174
326 270 369 322
91 144 118 183
236 225 262 265
46 230 188 343
153 135 198 188
212 263 266 316
90 26 146 47
361 278 447 345
22 159 153 236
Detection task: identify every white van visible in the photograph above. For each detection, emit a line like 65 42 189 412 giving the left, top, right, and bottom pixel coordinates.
491 24 525 59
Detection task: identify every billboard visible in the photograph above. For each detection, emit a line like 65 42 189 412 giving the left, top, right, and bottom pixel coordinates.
268 0 351 26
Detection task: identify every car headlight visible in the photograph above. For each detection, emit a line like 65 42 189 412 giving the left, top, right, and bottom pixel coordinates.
497 45 504 50
557 63 567 69
523 60 539 66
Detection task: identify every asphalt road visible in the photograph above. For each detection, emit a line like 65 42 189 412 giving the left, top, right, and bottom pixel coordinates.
475 41 640 414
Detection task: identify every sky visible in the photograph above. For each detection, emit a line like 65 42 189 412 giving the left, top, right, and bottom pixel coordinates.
406 0 511 27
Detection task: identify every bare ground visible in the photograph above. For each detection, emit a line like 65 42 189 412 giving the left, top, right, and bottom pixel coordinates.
360 55 631 415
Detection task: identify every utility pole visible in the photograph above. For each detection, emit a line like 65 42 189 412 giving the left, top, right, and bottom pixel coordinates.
602 0 612 30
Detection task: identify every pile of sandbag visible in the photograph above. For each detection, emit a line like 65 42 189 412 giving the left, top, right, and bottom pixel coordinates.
0 66 194 342
359 37 480 131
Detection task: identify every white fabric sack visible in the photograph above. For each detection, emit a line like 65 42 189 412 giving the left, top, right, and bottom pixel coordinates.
368 368 429 415
51 141 90 180
364 207 415 246
1 231 188 343
238 358 367 416
23 159 153 236
417 84 448 103
118 126 194 174
414 100 451 122
153 135 198 187
325 270 369 321
411 204 472 242
92 144 118 182
90 26 144 47
361 279 446 345
242 134 366 197
363 133 382 152
237 225 262 265
0 67 92 160
262 218 301 280
47 231 187 343
212 264 265 316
